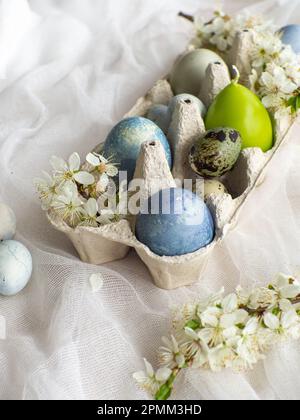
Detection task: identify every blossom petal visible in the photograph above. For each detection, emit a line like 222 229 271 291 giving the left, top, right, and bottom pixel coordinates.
198 328 214 344
69 152 81 171
89 273 104 292
50 156 68 172
74 171 95 185
143 359 154 378
220 313 237 329
235 309 249 325
222 293 238 313
98 154 108 164
86 153 100 167
201 312 219 327
243 317 258 335
184 327 199 341
281 309 298 329
279 298 293 312
41 171 54 184
274 273 291 288
280 285 300 299
85 198 98 217
223 326 238 339
264 312 279 330
171 335 179 353
132 370 147 383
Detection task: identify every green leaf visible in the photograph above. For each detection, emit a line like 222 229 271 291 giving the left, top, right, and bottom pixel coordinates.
155 384 172 401
185 319 201 330
287 94 300 113
272 307 280 316
236 323 245 330
261 320 268 328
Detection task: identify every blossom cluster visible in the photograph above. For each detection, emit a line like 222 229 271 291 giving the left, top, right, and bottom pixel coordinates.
35 151 122 228
133 273 300 400
194 11 300 117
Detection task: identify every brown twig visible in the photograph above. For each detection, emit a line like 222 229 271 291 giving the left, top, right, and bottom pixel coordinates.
241 295 300 316
178 12 194 23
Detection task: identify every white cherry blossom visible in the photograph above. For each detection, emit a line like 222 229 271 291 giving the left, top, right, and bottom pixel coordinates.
50 153 94 187
133 359 172 396
79 198 99 227
86 152 118 191
52 182 84 227
34 171 60 210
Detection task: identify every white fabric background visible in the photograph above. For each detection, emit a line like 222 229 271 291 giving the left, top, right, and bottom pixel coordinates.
0 0 300 400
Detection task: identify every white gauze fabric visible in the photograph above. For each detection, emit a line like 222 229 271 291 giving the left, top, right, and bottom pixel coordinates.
0 0 300 400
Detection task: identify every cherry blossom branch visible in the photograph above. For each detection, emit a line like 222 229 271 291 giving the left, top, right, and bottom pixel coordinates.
134 274 300 400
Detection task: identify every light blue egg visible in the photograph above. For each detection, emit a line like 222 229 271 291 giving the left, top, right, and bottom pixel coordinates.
135 188 215 257
168 94 207 119
279 24 300 53
0 240 32 296
103 117 172 181
103 117 172 182
0 203 16 241
146 105 170 134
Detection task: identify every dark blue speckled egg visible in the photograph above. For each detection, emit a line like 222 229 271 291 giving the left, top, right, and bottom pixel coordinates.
103 117 172 182
135 188 215 257
279 24 300 53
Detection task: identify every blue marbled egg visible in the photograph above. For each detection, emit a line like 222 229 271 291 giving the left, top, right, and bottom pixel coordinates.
279 24 300 53
136 188 215 257
169 94 207 118
0 203 16 241
0 240 32 296
103 117 172 182
147 105 170 134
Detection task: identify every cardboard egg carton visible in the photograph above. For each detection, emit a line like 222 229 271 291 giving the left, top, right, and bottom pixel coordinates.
48 30 297 290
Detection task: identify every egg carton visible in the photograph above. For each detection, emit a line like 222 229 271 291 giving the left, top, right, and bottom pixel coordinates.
48 30 297 290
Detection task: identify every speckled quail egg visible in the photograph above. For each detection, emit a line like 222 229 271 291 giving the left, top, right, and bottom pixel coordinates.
193 179 228 201
189 127 242 177
203 179 228 201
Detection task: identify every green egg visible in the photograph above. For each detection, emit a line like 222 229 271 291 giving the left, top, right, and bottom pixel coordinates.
189 128 242 177
205 79 273 151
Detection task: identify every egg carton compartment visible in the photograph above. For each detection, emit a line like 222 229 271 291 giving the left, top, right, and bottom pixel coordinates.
48 30 297 290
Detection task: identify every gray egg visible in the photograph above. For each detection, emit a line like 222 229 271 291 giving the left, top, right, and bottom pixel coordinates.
189 127 242 177
0 203 16 240
146 104 170 134
0 240 32 296
168 94 206 118
170 49 228 96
